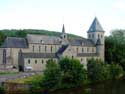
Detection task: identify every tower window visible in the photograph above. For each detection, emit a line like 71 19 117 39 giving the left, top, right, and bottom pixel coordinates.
98 34 100 38
92 34 94 38
64 35 65 38
101 35 103 38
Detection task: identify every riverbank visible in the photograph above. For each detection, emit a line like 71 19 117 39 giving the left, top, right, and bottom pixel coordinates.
1 76 124 94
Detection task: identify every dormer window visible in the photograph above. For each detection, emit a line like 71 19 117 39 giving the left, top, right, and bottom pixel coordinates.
40 40 44 44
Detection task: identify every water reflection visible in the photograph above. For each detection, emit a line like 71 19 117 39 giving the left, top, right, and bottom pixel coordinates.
49 79 125 94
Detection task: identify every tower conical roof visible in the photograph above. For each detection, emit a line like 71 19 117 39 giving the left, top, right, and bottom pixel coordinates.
88 17 104 32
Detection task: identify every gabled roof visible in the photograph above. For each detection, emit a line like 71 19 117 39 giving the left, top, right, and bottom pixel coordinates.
56 45 69 54
1 37 28 48
88 17 104 32
77 53 98 57
27 34 61 44
21 53 57 58
69 39 95 46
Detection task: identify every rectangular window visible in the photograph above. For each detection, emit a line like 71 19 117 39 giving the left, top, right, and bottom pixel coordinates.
92 48 94 53
42 60 44 64
51 46 52 52
39 46 41 52
76 48 78 53
45 46 47 52
35 60 37 64
32 46 34 52
28 59 30 64
82 48 84 53
87 48 89 52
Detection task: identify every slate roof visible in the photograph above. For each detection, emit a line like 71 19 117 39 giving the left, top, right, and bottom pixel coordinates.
1 37 28 48
62 24 65 33
21 53 57 58
56 45 69 54
88 17 104 32
27 34 61 44
69 39 95 46
77 53 98 57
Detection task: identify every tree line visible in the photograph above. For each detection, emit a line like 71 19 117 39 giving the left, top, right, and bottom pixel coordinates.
105 29 125 70
30 57 124 93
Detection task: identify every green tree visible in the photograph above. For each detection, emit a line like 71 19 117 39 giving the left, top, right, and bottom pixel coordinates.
42 59 61 89
105 29 125 67
109 64 124 79
87 58 111 82
59 57 87 87
0 32 6 46
16 30 27 37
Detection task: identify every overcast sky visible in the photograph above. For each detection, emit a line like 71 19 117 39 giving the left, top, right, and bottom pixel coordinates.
0 0 125 37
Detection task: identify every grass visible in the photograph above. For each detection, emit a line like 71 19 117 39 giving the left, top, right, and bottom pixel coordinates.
7 74 43 84
0 72 19 75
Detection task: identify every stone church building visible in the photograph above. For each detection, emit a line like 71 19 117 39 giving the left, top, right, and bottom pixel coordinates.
0 17 105 71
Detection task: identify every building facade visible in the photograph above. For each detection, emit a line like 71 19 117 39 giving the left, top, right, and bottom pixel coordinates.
0 17 105 71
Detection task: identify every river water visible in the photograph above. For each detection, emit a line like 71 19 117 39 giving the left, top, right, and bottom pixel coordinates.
50 79 125 94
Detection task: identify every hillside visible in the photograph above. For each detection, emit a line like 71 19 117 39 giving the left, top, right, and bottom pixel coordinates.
0 29 84 39
0 29 84 46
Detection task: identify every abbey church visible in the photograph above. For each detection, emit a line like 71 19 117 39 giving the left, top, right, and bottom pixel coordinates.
0 17 105 71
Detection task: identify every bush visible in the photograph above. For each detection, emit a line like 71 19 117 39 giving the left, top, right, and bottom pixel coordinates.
109 64 124 79
87 58 111 82
42 59 62 89
0 86 5 94
59 57 87 87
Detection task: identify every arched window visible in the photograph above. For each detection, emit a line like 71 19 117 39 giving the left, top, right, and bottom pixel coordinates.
81 58 83 62
98 34 100 38
64 35 65 38
101 35 103 38
28 59 30 64
35 60 37 64
42 60 44 64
